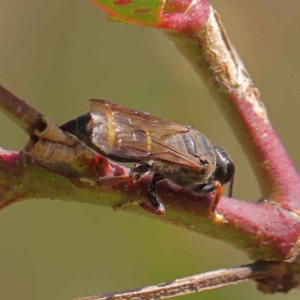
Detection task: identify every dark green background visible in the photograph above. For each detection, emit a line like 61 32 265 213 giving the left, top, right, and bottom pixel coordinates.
0 0 299 299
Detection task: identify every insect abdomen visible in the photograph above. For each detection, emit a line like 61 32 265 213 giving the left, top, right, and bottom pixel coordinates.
167 128 215 162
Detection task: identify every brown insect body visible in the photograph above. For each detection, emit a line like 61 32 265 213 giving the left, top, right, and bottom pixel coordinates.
60 100 235 216
149 130 216 187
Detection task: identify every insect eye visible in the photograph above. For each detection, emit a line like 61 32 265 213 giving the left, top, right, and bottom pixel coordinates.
224 158 235 184
214 146 235 185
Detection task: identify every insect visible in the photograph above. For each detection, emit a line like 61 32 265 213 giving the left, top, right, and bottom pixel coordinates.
60 99 235 217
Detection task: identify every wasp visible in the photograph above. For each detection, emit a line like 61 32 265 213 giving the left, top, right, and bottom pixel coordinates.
60 100 235 217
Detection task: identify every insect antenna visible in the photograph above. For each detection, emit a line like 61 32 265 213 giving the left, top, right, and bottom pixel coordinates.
228 176 234 197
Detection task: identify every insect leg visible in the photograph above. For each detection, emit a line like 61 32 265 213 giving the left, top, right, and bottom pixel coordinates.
194 181 224 222
129 164 151 182
96 163 150 186
139 173 165 215
210 181 222 215
193 182 214 194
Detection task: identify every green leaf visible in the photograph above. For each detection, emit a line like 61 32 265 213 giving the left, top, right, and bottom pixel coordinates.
92 0 163 27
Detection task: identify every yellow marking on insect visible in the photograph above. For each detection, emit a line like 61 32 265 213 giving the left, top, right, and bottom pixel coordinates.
145 130 151 151
105 111 116 147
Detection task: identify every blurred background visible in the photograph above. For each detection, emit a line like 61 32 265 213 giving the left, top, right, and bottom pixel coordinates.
0 0 299 299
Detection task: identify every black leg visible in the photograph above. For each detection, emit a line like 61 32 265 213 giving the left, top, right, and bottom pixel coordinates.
129 164 151 182
193 181 215 194
140 173 165 215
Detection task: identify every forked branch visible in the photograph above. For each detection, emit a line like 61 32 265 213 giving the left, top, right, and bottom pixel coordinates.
1 0 300 298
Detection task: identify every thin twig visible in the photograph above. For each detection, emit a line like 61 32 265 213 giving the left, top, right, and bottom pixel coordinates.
74 262 269 300
0 84 44 135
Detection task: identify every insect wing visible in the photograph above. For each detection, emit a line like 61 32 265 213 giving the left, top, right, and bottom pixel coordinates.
89 99 201 171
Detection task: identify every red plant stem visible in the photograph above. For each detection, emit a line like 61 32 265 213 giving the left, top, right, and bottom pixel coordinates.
228 93 300 208
159 3 300 210
1 145 299 260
